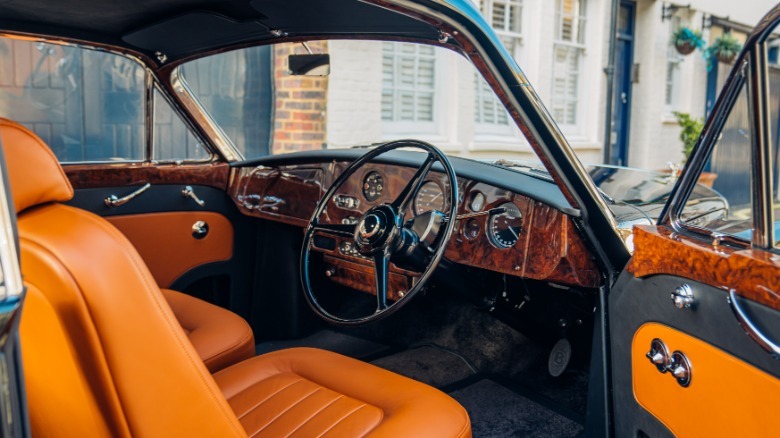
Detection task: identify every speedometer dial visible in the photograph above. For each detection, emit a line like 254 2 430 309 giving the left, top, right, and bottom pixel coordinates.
414 181 445 215
488 202 523 248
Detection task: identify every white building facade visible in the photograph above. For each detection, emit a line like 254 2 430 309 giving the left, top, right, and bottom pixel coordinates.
328 0 777 170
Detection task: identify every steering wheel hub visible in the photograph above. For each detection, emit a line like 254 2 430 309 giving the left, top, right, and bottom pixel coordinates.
355 205 397 254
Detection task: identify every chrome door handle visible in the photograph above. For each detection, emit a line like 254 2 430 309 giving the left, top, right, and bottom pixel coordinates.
671 284 695 310
182 186 205 207
104 183 151 207
728 289 780 359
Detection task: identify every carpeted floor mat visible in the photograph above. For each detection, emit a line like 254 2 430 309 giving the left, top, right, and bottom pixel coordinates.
255 329 390 359
370 345 477 387
450 379 583 438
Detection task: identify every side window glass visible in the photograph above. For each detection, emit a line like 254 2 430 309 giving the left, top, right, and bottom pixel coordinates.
0 38 145 161
680 81 753 240
152 89 209 161
0 36 209 163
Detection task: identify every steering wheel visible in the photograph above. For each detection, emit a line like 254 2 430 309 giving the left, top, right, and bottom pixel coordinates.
300 140 458 325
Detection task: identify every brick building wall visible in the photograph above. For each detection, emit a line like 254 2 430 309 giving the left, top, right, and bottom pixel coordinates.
272 41 328 154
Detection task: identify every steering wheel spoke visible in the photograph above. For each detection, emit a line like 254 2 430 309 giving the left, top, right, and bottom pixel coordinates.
311 220 356 238
373 250 390 312
392 152 437 214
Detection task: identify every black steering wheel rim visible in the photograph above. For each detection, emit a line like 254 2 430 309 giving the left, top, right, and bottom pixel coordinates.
300 140 458 326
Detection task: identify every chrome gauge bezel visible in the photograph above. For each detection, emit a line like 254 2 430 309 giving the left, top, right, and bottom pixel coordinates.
414 180 446 215
487 202 523 249
362 171 385 201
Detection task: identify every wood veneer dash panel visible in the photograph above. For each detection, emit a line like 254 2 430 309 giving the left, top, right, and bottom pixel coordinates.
65 162 230 191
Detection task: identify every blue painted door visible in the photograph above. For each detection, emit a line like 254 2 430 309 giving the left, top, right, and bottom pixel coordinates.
609 1 636 166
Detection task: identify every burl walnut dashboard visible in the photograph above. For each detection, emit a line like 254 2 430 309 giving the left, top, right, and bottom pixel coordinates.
228 161 602 297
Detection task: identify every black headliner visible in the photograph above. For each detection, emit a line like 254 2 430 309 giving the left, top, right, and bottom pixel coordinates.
0 0 440 61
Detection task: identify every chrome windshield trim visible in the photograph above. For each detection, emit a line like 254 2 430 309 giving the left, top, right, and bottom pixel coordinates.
169 68 243 162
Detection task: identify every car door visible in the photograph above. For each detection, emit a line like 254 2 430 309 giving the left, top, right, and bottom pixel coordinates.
609 10 780 437
0 35 257 319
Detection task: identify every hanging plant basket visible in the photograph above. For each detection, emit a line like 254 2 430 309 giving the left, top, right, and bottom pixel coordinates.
672 27 705 56
716 52 737 65
706 33 742 69
675 41 696 55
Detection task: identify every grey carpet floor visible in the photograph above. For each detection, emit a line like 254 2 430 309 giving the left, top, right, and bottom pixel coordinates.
370 345 477 387
450 379 583 438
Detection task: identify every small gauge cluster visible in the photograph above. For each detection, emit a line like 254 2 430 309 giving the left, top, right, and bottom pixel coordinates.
460 188 523 249
362 171 384 201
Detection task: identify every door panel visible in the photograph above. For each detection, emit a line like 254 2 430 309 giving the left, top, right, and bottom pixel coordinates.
106 212 233 288
632 323 780 437
62 165 259 322
611 226 780 437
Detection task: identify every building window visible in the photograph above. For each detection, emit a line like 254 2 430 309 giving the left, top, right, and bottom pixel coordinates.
552 0 587 128
381 42 437 133
665 17 683 113
482 0 523 53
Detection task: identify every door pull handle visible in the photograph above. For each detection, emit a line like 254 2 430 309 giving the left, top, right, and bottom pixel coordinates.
182 186 205 207
104 183 151 207
728 289 780 359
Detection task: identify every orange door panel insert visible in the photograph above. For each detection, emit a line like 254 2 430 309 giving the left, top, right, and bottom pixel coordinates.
633 323 780 437
107 212 233 288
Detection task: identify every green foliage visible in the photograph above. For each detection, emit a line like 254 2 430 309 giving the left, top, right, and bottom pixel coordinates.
673 112 705 161
672 27 705 50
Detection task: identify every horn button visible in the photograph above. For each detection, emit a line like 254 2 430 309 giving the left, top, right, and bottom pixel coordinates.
354 205 398 255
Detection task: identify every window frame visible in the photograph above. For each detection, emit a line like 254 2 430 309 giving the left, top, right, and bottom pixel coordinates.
666 43 777 252
0 33 215 165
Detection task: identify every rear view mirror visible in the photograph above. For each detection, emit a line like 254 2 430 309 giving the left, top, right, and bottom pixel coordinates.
288 54 330 76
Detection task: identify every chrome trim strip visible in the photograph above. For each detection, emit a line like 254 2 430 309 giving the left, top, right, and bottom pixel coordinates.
0 164 23 300
170 68 242 162
145 68 155 162
748 44 774 248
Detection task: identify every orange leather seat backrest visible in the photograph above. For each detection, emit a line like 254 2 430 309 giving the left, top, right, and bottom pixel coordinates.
1 118 246 437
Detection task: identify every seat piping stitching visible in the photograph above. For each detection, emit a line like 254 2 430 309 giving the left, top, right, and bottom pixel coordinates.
236 378 304 419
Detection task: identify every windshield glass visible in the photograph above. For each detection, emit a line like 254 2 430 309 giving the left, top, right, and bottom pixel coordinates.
177 39 537 163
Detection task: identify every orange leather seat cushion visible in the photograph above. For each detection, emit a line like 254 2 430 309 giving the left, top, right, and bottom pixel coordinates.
162 288 255 373
214 347 472 438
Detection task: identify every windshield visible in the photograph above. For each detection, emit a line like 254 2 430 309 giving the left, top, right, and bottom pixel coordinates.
177 39 536 163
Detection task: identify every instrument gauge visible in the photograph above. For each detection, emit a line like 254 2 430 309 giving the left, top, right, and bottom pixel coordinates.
488 202 523 248
414 181 445 215
362 171 384 201
469 191 485 212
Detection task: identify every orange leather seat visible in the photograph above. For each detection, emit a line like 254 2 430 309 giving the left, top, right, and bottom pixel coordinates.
0 118 254 374
162 288 255 372
3 117 471 437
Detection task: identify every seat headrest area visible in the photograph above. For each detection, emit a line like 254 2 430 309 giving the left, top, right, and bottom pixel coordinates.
0 118 73 213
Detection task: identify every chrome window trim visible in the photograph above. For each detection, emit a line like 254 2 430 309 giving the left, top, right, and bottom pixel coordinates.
748 43 775 248
665 59 753 249
151 83 216 164
169 68 243 162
